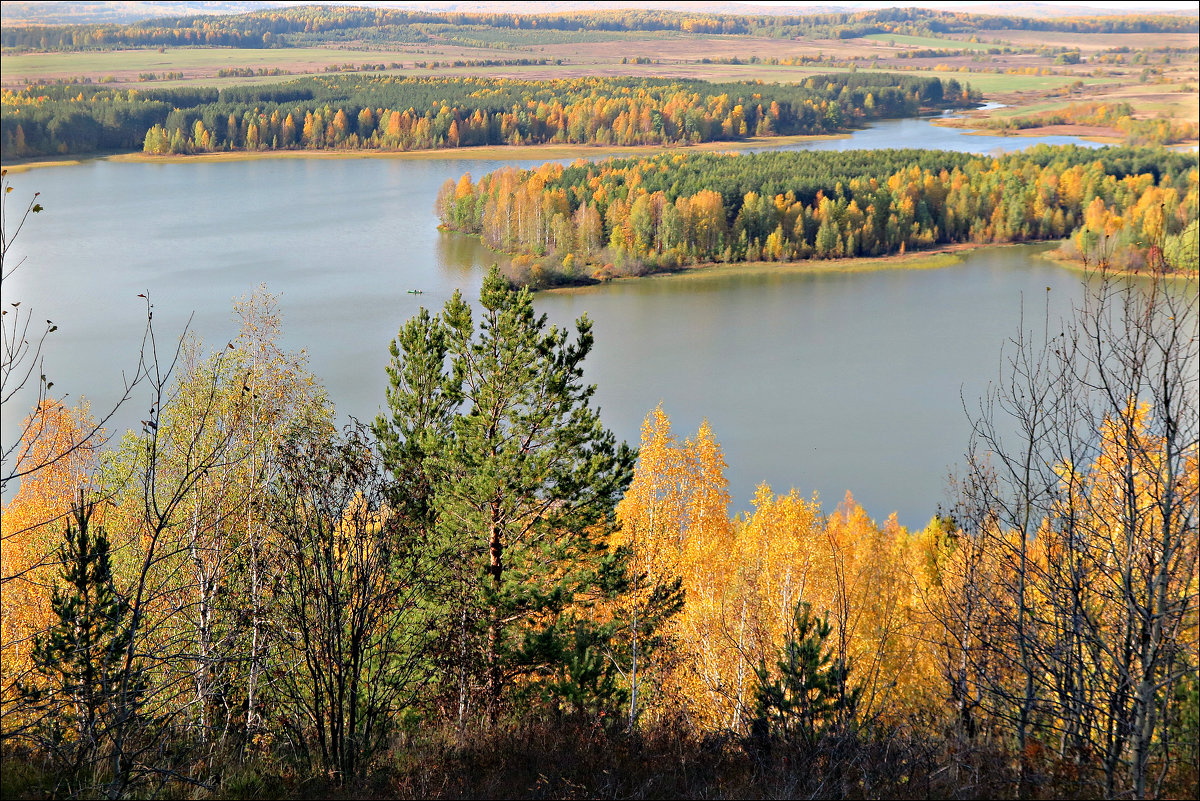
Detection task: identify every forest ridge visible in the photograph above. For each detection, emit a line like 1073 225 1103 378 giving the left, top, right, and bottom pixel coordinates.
2 256 1196 800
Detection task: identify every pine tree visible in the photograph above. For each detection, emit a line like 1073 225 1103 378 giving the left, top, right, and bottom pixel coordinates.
751 600 860 748
21 504 141 795
376 266 637 723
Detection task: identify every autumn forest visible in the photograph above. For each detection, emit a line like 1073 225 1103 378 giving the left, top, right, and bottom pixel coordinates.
3 72 974 159
436 146 1199 284
1 3 1198 800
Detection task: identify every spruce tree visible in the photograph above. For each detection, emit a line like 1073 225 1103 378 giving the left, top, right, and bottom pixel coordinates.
375 266 637 722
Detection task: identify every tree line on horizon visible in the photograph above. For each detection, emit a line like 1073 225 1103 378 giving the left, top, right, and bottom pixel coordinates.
2 4 1195 51
1 73 976 159
436 145 1199 285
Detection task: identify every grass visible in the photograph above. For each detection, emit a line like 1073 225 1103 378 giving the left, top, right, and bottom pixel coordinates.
972 28 1200 53
858 68 1117 93
543 239 1182 295
985 100 1076 117
545 248 975 296
2 46 390 73
947 82 1200 127
430 26 676 47
860 33 998 52
0 156 95 173
0 45 520 86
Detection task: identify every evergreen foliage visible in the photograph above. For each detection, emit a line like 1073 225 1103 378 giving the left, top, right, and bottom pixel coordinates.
375 266 643 722
19 505 143 797
751 600 860 747
2 73 973 158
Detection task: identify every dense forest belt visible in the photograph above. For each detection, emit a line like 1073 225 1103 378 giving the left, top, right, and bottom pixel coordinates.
0 73 976 159
3 5 1195 51
437 146 1199 286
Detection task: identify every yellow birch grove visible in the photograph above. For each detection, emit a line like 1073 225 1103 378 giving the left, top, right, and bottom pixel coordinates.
615 397 1197 798
616 407 935 732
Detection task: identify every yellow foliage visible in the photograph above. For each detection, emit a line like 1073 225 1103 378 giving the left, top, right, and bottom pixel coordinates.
1 400 99 713
619 408 935 732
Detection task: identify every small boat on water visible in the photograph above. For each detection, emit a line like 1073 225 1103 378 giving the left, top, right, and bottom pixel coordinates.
407 289 424 295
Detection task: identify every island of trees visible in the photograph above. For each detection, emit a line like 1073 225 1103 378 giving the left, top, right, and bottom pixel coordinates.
436 145 1199 285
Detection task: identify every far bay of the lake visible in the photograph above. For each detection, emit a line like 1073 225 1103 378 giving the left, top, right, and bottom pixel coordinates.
3 116 1116 527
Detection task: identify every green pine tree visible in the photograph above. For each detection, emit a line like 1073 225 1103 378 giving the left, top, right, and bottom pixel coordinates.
751 600 860 747
376 265 637 723
21 505 141 795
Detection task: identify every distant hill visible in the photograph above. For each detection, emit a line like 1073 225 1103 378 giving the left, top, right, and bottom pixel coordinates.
939 2 1198 17
2 1 1195 27
0 2 283 25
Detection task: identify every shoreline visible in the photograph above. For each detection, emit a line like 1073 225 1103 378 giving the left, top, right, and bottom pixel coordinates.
930 117 1125 144
0 132 852 172
541 240 1197 294
1035 247 1198 280
541 242 1031 294
931 118 1200 149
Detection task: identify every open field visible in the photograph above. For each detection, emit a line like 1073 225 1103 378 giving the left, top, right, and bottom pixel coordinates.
1097 85 1200 122
859 33 1000 51
2 24 1194 145
0 44 1123 94
962 123 1125 143
536 34 886 62
0 43 530 87
421 27 677 48
940 75 1199 133
959 29 1200 53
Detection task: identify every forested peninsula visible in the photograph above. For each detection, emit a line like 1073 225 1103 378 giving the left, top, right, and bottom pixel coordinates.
2 73 975 159
436 146 1200 285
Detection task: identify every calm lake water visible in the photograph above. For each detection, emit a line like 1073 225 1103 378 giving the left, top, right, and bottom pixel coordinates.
3 116 1111 526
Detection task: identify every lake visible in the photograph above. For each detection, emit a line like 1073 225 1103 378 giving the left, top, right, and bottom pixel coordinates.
2 115 1109 526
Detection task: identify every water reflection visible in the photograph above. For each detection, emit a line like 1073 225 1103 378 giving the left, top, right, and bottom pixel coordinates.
2 116 1124 525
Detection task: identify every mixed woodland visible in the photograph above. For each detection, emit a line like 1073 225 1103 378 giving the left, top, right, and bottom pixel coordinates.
2 73 975 159
436 146 1199 284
